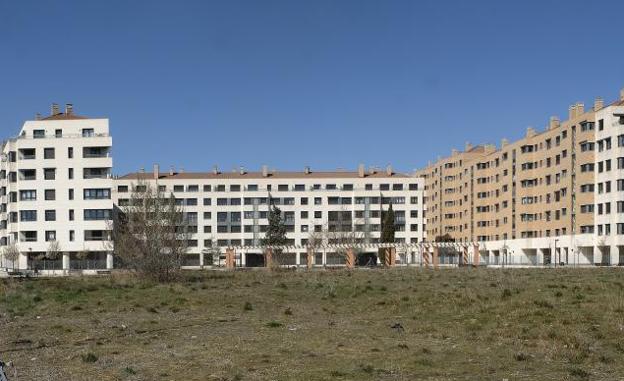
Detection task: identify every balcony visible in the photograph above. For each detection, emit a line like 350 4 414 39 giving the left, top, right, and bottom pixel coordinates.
83 147 111 158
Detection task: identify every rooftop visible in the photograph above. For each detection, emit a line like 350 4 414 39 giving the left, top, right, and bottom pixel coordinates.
119 169 412 180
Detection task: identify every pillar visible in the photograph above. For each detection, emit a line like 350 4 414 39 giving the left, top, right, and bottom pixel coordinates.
432 246 439 269
537 248 544 266
473 244 480 266
295 251 301 266
593 246 602 266
265 248 273 268
322 250 327 266
307 248 313 269
225 248 235 269
106 252 114 270
423 248 430 268
199 251 205 268
62 252 70 271
18 251 28 270
345 248 355 269
610 245 619 266
462 246 469 266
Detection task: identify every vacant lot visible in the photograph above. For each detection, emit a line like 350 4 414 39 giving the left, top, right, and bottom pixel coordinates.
1 268 624 380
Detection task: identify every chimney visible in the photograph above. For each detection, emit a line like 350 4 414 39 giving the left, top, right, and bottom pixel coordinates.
526 126 536 138
35 113 41 120
239 166 245 175
501 138 509 148
262 165 269 177
549 116 560 130
153 164 159 180
51 103 60 115
620 88 624 101
576 102 584 116
594 97 604 111
451 148 458 156
169 166 175 176
358 164 365 178
465 141 473 151
568 104 576 120
304 166 311 174
139 167 145 174
65 103 73 115
386 165 393 176
212 165 218 175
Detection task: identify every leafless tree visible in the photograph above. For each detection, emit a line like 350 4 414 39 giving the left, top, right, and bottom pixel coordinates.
308 208 367 265
2 243 19 270
45 241 62 260
109 181 190 282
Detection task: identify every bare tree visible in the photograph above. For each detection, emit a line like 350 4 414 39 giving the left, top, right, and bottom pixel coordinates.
109 181 190 282
309 208 366 266
45 241 62 260
2 243 20 270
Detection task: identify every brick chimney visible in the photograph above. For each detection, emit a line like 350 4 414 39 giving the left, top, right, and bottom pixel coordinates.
594 97 604 111
51 103 60 115
576 102 584 116
358 164 365 178
385 165 393 176
262 165 268 177
465 142 473 151
568 105 576 120
153 164 159 180
549 116 560 130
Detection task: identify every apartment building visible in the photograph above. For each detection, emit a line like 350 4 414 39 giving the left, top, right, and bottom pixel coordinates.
114 165 426 267
417 89 624 266
0 104 113 271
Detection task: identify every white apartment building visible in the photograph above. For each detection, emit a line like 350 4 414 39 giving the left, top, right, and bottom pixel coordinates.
114 165 426 267
0 104 113 272
593 93 624 264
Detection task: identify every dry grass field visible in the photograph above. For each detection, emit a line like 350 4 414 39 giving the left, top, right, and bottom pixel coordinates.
1 268 624 380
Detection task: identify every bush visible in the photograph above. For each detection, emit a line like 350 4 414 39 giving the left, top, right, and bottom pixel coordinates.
81 353 98 363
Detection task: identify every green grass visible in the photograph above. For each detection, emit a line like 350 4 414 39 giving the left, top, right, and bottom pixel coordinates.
1 268 624 380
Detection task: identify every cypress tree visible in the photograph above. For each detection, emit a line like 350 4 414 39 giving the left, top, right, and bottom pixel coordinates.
381 202 396 243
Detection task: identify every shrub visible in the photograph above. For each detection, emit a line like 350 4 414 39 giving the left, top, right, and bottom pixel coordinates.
244 301 253 311
81 353 98 363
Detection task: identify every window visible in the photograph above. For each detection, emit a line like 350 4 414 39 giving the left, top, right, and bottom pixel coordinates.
409 183 419 190
69 189 74 200
247 184 257 191
278 184 288 191
45 210 56 221
117 185 128 193
68 147 73 159
84 188 111 199
44 148 55 159
45 231 56 241
187 185 199 192
20 210 37 222
55 129 62 138
84 209 112 220
69 209 74 221
84 230 108 241
68 168 74 179
203 185 212 192
365 184 373 190
44 168 56 180
45 189 56 200
326 184 337 190
174 185 184 192
392 184 403 191
20 231 37 242
19 190 36 201
203 198 211 206
314 211 322 219
380 184 390 191
69 230 75 242
33 130 45 138
82 128 95 137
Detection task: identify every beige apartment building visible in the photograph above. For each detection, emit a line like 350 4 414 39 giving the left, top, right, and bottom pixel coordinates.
418 88 624 266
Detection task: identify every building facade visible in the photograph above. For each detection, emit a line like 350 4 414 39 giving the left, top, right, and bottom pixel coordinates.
0 104 113 271
417 89 624 266
114 165 426 267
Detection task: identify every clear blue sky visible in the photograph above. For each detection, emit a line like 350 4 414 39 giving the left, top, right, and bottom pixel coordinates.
1 0 623 175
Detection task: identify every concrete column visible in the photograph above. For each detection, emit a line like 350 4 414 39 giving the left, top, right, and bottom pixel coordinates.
593 246 602 266
295 251 301 266
199 251 205 268
462 246 469 266
307 248 313 269
62 253 70 271
432 246 439 269
388 247 396 266
473 244 480 266
18 252 28 270
610 245 619 266
106 252 114 269
322 250 327 266
537 249 544 266
240 251 246 267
